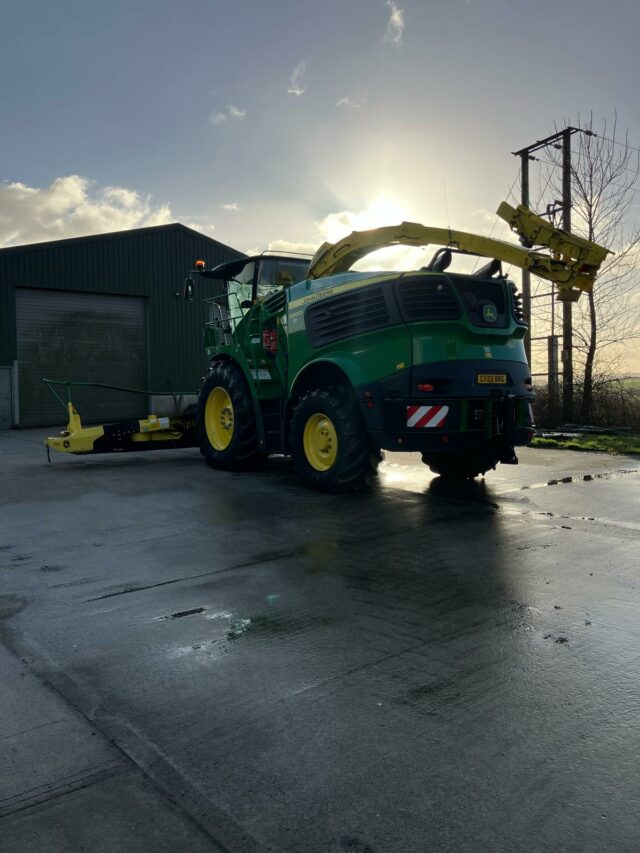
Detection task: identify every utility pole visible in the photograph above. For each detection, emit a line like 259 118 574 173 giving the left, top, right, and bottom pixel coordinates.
519 151 532 366
513 126 582 423
561 128 573 423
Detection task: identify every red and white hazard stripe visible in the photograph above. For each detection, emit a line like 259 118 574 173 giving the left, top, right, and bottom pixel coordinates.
406 405 449 428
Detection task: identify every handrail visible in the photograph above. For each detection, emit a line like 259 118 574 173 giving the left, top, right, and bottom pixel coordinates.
42 378 198 413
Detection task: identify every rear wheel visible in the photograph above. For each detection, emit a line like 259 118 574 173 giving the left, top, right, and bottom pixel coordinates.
291 385 377 492
421 450 500 480
198 361 261 469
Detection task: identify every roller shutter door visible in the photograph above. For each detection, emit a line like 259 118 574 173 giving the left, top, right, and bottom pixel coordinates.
16 289 148 427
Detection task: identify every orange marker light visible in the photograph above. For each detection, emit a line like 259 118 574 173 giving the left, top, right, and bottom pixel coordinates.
195 260 205 270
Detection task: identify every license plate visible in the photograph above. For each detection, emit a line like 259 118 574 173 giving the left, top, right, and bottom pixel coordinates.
477 373 507 385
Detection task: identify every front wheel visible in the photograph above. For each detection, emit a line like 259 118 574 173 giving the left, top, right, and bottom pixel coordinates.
198 361 261 470
290 385 377 492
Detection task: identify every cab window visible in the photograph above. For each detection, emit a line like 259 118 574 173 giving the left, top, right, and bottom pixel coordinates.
255 258 308 300
227 261 255 326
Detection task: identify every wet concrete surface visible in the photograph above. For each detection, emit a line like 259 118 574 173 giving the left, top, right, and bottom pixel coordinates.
1 428 640 852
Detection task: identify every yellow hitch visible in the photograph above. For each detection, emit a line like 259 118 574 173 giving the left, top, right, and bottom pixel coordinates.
45 403 197 457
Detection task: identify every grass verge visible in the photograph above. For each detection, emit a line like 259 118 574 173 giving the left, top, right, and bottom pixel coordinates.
531 434 640 455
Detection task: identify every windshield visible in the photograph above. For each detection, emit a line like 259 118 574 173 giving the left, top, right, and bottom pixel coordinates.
256 258 308 300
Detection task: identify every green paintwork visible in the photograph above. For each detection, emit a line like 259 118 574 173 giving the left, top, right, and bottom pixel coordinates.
196 206 612 464
284 270 526 392
203 266 534 449
208 270 524 382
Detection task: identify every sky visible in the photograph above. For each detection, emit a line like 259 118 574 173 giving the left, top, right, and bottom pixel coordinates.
1 0 640 370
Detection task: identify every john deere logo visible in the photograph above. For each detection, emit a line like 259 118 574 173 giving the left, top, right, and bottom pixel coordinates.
483 303 497 323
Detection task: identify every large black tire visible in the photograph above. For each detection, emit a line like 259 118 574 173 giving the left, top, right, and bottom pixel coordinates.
198 361 261 470
421 449 500 480
290 385 378 492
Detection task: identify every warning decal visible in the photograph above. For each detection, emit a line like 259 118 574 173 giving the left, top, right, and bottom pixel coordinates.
406 405 449 428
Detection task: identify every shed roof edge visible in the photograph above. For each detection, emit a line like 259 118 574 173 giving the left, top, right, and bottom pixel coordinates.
0 222 245 257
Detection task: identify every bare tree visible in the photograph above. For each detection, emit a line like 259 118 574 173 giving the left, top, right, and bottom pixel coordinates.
545 113 640 423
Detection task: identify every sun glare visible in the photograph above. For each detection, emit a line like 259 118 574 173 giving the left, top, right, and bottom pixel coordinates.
318 195 412 245
316 196 431 272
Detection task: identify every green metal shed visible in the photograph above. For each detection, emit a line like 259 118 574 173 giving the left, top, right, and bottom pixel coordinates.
0 224 244 428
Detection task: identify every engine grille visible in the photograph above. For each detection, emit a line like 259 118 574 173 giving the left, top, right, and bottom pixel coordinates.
509 282 526 324
396 276 462 321
306 286 390 347
262 290 286 316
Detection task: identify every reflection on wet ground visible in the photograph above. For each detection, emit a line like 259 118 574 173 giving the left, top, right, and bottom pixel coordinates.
2 437 640 852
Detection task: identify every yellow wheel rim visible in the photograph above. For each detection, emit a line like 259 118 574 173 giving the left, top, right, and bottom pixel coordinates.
204 386 234 450
303 412 338 471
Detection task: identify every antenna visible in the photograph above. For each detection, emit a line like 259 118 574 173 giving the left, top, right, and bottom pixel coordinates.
443 179 454 247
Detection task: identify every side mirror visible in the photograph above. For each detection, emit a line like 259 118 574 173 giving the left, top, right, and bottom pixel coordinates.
183 277 194 302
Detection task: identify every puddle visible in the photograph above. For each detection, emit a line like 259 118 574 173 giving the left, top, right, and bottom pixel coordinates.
226 612 335 640
153 606 206 622
166 639 228 659
227 617 252 639
521 468 639 491
500 505 638 530
544 634 570 644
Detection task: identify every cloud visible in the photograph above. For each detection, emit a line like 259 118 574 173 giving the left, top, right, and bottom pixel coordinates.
209 104 246 125
0 176 176 248
184 221 216 236
311 199 430 271
287 60 307 96
384 0 405 45
336 95 365 110
266 238 316 255
220 202 240 211
316 198 410 244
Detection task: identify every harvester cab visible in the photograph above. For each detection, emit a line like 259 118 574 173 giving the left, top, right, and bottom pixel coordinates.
189 253 309 342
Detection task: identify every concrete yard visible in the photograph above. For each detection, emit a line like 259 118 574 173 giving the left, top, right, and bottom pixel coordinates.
1 428 640 852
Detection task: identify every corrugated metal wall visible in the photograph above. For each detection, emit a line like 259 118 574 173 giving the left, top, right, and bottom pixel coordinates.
16 289 148 426
0 225 243 426
0 368 11 429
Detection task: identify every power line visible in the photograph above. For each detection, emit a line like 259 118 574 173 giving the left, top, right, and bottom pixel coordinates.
533 164 555 213
516 124 640 160
532 154 640 201
470 173 520 274
505 174 520 207
587 131 640 158
516 123 640 182
542 153 640 184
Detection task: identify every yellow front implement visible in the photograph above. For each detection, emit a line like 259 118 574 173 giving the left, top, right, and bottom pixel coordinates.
45 403 197 456
307 202 611 301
